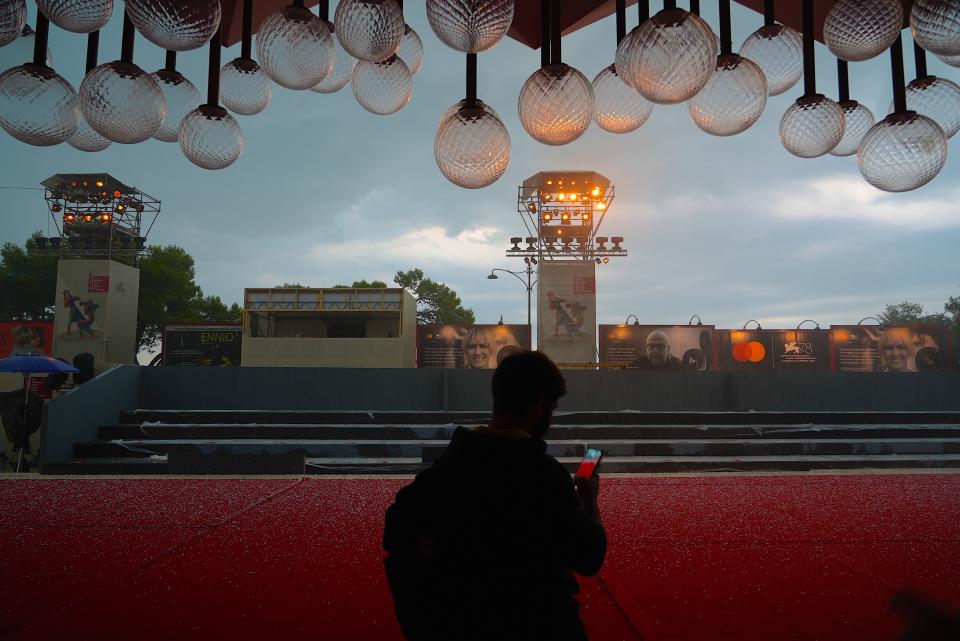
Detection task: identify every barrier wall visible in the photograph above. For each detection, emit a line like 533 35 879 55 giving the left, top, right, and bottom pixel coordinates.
38 366 960 468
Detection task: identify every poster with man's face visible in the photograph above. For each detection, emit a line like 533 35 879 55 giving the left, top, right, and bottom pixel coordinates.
417 324 531 369
599 325 718 370
831 325 953 372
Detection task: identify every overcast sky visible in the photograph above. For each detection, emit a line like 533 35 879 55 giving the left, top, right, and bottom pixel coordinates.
2 2 958 344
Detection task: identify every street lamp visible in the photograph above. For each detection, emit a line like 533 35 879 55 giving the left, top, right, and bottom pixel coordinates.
487 257 537 328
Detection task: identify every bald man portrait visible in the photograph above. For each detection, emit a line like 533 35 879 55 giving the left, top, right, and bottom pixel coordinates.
632 329 684 370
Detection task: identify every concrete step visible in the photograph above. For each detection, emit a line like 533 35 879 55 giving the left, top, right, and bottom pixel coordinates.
119 409 960 426
75 438 960 459
97 423 960 441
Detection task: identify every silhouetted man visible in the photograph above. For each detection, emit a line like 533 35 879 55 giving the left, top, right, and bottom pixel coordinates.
383 351 606 641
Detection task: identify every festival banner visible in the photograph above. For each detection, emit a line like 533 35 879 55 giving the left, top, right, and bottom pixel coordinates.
538 262 597 365
162 324 242 366
719 328 831 371
599 325 718 370
831 324 953 372
417 324 531 368
0 321 54 357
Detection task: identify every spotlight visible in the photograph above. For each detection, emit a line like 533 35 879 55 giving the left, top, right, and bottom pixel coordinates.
509 237 521 251
135 237 146 250
115 204 126 213
134 202 144 212
596 202 606 210
602 257 609 263
81 180 88 188
100 213 112 223
527 202 537 213
69 181 77 188
542 212 553 222
596 236 608 249
530 257 538 265
591 187 601 197
595 257 601 264
561 212 570 222
546 180 553 185
583 212 591 222
542 193 552 202
64 214 76 223
81 214 94 223
525 236 537 249
612 236 623 250
556 228 563 235
51 203 61 212
580 194 588 201
95 180 104 188
113 190 122 198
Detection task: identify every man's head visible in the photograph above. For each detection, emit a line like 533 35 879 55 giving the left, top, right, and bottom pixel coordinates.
645 330 672 366
491 351 566 438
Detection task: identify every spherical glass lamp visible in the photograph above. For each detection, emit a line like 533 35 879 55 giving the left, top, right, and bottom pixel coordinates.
592 63 653 134
739 24 803 96
67 114 111 151
937 52 960 67
435 99 510 189
80 61 167 144
0 0 27 46
36 0 112 34
858 112 947 192
334 0 404 62
151 69 202 142
829 100 874 156
623 8 716 104
779 94 845 158
824 0 903 62
311 22 356 93
888 76 960 138
125 0 221 52
689 54 767 136
0 25 54 70
426 0 514 53
220 57 272 115
257 6 334 90
352 54 412 115
0 63 78 145
179 104 243 170
911 0 960 57
614 27 639 89
518 63 594 145
397 24 423 75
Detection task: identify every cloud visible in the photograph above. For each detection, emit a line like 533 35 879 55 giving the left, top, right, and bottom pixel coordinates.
308 225 504 267
771 175 960 230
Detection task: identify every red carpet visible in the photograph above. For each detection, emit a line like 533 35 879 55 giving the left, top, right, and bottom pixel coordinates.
1 473 957 641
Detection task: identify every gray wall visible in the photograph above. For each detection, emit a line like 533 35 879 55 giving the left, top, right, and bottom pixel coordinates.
40 365 141 470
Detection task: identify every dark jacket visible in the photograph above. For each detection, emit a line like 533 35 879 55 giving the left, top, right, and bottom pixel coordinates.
384 426 607 641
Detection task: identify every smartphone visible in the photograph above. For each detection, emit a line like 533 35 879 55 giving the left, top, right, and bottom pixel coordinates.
575 448 603 479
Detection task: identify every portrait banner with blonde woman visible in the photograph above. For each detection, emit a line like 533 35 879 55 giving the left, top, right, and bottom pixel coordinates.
416 324 531 369
830 325 953 372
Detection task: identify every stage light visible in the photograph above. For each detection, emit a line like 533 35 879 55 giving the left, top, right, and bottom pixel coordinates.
596 202 606 210
527 202 537 213
64 213 75 223
115 203 126 213
51 203 61 212
596 236 608 249
81 213 94 222
546 180 553 185
612 236 623 250
95 180 104 187
583 212 591 222
509 237 521 251
100 213 112 223
602 257 609 263
561 212 570 221
591 187 601 197
525 236 536 249
556 228 563 235
113 190 121 198
542 212 552 222
595 257 601 264
542 193 552 201
557 192 565 201
135 236 146 249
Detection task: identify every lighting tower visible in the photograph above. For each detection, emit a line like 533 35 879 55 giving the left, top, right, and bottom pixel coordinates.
509 170 626 264
31 173 160 259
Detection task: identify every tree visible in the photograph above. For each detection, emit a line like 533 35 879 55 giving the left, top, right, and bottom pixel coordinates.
0 232 59 320
394 268 475 324
136 245 202 350
333 280 388 288
877 301 947 325
275 282 309 288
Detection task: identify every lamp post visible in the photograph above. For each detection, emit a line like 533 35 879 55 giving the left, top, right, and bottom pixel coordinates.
487 257 537 328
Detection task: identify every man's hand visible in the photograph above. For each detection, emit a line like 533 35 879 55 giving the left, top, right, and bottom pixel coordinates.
574 472 601 522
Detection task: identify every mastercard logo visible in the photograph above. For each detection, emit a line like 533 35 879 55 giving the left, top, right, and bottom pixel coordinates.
732 341 766 363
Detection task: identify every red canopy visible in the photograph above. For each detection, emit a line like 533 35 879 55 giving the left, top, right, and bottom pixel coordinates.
219 1 913 49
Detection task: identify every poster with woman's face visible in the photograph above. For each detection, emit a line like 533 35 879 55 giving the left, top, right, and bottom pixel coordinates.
417 324 531 369
831 325 953 372
0 322 53 357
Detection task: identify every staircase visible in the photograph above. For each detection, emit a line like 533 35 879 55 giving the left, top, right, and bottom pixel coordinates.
42 410 960 475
